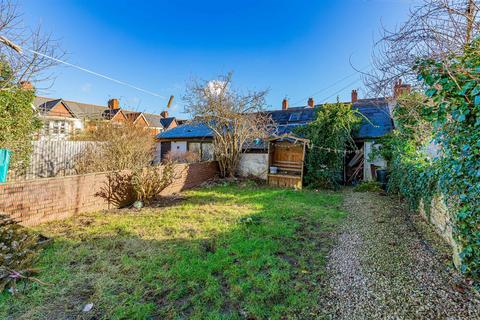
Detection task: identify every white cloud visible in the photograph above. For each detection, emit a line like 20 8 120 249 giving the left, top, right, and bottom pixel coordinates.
207 80 227 96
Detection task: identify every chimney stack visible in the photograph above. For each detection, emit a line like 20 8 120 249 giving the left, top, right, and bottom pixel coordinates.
307 97 314 108
282 98 288 110
160 110 169 118
351 90 358 103
108 99 120 110
108 98 120 110
19 81 33 90
393 79 411 99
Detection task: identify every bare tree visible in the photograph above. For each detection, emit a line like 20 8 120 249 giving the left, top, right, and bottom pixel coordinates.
0 0 63 90
364 0 480 96
184 73 274 177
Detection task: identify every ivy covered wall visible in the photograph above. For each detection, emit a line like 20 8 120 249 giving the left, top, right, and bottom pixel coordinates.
380 40 480 288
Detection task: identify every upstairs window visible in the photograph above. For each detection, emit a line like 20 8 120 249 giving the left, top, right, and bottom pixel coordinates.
288 112 301 121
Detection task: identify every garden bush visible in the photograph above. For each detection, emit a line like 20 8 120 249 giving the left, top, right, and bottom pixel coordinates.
294 102 361 189
0 215 44 294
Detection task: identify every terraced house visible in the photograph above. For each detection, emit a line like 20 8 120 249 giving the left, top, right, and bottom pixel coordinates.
34 96 178 139
155 85 403 182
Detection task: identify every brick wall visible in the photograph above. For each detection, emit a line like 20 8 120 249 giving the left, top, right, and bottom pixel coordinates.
0 161 218 226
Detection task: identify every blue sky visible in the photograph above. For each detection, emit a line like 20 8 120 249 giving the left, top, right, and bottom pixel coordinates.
21 0 415 118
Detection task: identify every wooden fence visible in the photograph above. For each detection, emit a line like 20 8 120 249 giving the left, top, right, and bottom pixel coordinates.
8 140 97 181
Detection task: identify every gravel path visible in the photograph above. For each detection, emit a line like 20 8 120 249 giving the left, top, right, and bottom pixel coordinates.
324 190 480 319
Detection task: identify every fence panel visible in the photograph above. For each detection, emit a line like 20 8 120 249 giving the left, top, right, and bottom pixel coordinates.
9 140 97 181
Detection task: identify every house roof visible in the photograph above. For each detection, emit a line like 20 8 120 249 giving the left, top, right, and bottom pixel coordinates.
34 96 169 129
155 100 394 142
160 117 176 128
35 97 62 113
352 98 393 139
156 122 212 140
143 113 164 128
102 108 123 120
61 99 108 120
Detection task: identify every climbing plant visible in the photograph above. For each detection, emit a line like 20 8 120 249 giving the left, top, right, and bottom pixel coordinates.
294 102 361 189
414 39 480 285
376 93 439 215
380 39 480 286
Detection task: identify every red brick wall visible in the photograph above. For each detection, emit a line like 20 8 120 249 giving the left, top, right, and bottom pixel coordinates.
0 161 218 226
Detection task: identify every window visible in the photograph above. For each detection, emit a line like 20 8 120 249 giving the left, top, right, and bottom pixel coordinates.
47 120 70 136
201 143 214 161
188 142 201 156
289 112 301 121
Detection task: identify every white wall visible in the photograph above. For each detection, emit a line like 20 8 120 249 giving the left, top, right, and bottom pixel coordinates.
363 141 387 181
238 153 268 179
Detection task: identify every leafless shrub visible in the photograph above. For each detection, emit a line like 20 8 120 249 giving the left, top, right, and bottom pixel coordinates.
364 0 480 96
131 160 176 205
164 150 201 163
95 171 134 209
184 72 275 177
75 122 155 174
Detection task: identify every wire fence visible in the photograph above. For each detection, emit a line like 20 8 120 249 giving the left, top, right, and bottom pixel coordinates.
8 140 98 181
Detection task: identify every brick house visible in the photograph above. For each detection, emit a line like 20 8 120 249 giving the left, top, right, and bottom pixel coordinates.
35 96 177 139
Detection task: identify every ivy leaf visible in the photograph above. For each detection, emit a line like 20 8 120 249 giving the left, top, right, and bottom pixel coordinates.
460 81 474 95
425 88 437 97
471 85 480 96
475 95 480 107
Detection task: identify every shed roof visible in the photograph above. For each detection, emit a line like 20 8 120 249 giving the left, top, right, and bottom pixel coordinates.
157 122 212 139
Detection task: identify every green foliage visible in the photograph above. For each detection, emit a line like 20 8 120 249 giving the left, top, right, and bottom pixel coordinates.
383 39 480 285
373 91 439 217
353 181 383 192
294 102 361 189
0 60 42 173
414 39 480 284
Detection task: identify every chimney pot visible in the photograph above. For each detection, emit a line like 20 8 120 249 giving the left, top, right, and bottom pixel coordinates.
108 98 120 110
161 110 169 118
307 97 314 108
19 81 33 90
351 89 358 103
282 98 288 110
393 79 411 99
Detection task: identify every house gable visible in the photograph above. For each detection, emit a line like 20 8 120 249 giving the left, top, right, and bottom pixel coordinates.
110 110 128 123
48 101 75 118
133 113 149 127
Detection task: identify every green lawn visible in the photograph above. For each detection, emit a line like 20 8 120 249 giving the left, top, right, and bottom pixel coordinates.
0 182 346 319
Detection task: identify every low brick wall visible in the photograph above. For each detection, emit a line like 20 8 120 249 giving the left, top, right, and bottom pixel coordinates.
0 161 218 226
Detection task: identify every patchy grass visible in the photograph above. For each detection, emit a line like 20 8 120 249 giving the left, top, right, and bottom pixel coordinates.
0 183 346 319
352 181 383 193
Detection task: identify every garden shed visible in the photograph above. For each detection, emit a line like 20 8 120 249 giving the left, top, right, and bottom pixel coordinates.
267 134 309 189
